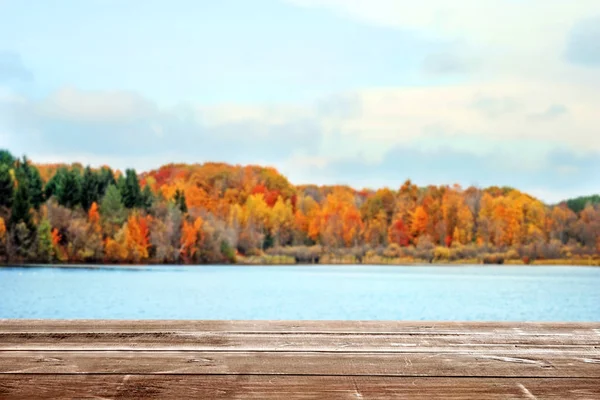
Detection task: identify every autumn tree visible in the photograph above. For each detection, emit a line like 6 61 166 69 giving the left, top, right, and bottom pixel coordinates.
123 214 151 263
88 202 101 227
11 222 34 261
388 216 410 247
68 216 104 262
360 188 396 225
180 217 204 263
150 202 182 263
549 205 576 244
410 206 429 240
395 180 419 227
2 150 600 264
317 189 363 248
477 192 495 245
104 231 127 263
238 193 269 252
293 195 319 245
269 196 294 247
363 210 388 247
575 205 600 248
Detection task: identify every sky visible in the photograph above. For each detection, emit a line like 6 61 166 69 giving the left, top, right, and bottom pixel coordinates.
0 0 599 203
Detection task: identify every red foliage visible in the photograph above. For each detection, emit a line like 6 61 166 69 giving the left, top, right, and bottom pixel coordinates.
389 219 410 247
445 235 453 247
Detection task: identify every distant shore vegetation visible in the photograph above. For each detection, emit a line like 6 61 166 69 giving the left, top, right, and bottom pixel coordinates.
0 149 598 266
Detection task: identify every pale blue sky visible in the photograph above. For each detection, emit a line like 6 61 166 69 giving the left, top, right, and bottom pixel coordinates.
1 0 599 202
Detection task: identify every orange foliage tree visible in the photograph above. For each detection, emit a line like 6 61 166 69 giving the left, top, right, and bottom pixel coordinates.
122 214 151 263
180 217 205 262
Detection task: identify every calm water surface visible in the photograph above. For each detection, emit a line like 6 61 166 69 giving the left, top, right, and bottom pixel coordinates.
0 265 599 321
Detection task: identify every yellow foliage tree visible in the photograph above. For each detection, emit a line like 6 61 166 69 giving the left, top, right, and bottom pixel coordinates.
270 196 294 247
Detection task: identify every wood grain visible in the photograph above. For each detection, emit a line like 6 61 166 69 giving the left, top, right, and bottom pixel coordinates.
1 350 599 377
1 376 599 399
1 332 598 352
2 319 599 333
1 321 599 399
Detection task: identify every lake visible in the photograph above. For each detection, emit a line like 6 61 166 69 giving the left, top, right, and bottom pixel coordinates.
1 265 599 321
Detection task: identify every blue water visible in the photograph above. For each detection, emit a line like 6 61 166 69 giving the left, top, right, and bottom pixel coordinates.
0 265 599 321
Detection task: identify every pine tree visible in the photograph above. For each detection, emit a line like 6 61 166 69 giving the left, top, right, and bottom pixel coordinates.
101 184 126 225
10 171 32 229
15 157 43 208
57 168 81 209
174 189 187 213
0 149 15 166
29 167 45 209
81 166 100 211
44 170 62 199
141 185 154 212
120 169 142 209
98 167 116 198
0 164 14 209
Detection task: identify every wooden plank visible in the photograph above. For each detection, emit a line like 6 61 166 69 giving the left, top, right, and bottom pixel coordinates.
1 332 598 351
2 319 599 334
1 350 599 377
1 375 599 399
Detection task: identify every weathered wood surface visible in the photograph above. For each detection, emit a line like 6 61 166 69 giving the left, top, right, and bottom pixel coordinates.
0 321 599 399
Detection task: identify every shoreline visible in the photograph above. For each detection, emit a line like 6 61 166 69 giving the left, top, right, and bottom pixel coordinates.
2 262 599 269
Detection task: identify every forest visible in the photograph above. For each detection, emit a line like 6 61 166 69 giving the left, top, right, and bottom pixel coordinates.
0 149 598 266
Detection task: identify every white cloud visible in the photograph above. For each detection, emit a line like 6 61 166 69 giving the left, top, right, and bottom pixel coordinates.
285 0 600 49
38 87 157 123
285 0 600 84
3 80 600 201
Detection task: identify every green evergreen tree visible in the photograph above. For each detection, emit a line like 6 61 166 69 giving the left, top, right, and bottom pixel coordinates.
29 167 45 209
0 164 14 209
0 149 15 166
56 168 81 209
17 158 45 210
120 169 142 209
101 184 126 225
81 166 100 211
174 189 188 213
36 219 54 262
141 185 154 212
44 170 62 199
98 167 116 198
10 171 32 229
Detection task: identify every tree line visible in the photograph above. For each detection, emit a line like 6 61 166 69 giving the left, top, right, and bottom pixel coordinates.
0 149 598 265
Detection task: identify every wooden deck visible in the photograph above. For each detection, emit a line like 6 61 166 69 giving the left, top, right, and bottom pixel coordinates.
0 321 599 399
